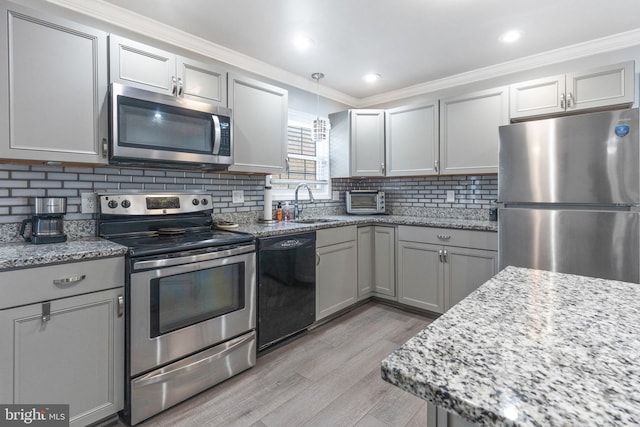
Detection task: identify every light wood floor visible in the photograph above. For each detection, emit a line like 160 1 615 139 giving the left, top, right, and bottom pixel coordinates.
139 302 434 427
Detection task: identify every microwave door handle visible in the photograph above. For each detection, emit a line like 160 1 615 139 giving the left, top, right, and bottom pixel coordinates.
212 115 221 155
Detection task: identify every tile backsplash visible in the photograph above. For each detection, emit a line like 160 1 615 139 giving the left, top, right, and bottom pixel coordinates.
0 163 497 241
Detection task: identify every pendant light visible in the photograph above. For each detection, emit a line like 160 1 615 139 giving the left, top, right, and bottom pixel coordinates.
311 72 327 142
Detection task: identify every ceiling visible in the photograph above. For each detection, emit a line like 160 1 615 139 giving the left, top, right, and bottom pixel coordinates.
97 0 640 103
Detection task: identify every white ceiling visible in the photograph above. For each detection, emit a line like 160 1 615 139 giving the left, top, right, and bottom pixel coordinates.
92 0 640 103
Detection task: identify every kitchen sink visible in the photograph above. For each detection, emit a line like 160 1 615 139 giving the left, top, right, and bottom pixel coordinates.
292 218 337 224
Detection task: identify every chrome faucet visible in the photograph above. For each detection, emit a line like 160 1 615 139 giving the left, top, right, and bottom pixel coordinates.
294 183 315 219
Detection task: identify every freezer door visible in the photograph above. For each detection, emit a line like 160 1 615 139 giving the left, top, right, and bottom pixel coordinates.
499 208 639 283
499 108 639 204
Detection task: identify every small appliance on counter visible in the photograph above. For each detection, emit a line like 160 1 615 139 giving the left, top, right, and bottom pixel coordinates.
19 197 67 244
346 190 385 214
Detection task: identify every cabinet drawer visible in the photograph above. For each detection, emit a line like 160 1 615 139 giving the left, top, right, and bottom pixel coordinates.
398 226 497 250
0 257 125 309
317 226 357 247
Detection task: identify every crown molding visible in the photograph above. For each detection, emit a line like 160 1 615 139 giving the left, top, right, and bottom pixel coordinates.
44 0 359 107
44 0 640 108
357 28 640 107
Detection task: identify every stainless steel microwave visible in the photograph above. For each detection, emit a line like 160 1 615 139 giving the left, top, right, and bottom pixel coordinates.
110 83 232 170
346 190 385 214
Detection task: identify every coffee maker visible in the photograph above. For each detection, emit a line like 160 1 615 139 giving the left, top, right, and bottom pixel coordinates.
20 197 67 244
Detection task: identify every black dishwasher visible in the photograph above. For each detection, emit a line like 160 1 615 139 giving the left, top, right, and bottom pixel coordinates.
257 232 316 351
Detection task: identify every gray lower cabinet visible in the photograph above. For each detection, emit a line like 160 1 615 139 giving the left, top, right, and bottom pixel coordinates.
428 403 478 427
357 226 396 300
227 73 288 173
0 257 125 427
0 1 108 164
316 226 358 320
397 226 497 313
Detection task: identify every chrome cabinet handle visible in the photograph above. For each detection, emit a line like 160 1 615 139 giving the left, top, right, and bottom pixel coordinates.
438 249 443 263
177 77 184 96
560 93 565 109
117 295 124 317
171 76 177 95
316 252 320 266
443 249 448 263
567 92 573 107
42 302 51 323
434 160 439 173
436 234 451 241
53 275 86 286
381 163 385 174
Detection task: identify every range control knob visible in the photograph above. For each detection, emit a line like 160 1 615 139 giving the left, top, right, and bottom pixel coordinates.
107 200 118 209
121 200 131 209
201 198 209 206
192 198 200 206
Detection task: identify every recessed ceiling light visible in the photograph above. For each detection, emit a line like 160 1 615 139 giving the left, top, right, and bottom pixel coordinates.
499 30 522 43
292 35 314 51
363 73 381 83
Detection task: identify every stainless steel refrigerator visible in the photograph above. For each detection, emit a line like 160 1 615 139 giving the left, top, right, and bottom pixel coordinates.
498 108 639 283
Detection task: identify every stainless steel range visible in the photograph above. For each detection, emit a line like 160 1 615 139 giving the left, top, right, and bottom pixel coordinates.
97 192 256 425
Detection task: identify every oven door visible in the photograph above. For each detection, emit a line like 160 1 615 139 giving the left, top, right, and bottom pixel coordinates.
129 244 255 376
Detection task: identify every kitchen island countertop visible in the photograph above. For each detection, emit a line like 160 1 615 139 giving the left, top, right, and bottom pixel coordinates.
381 266 640 426
0 237 128 271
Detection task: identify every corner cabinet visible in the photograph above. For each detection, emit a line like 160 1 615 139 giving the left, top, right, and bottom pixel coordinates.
0 2 108 164
357 226 396 300
439 86 509 175
228 73 288 173
385 102 439 176
109 35 227 106
316 226 358 320
0 257 125 427
510 61 635 120
397 226 497 313
330 110 385 177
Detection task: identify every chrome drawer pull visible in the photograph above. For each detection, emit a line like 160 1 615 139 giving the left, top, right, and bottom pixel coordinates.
436 234 451 240
53 275 86 286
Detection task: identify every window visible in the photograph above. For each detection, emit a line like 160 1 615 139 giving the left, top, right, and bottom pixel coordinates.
271 110 330 200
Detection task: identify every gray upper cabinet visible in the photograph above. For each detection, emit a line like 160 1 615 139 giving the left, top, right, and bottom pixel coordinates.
110 35 227 106
330 109 385 177
0 2 108 164
385 102 439 176
227 73 288 173
510 61 635 120
439 86 509 175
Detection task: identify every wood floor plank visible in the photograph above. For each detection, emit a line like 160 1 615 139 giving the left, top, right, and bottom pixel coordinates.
138 302 433 427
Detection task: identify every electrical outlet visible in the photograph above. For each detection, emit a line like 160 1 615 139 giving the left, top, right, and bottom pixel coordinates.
332 191 340 201
446 190 455 203
81 192 96 214
232 190 244 204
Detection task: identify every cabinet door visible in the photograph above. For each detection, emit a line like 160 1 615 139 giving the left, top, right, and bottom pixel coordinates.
228 73 288 173
386 102 439 176
567 61 635 112
440 86 508 175
350 110 385 176
109 35 176 94
444 247 497 310
0 3 108 164
316 240 358 320
373 226 396 297
357 226 373 298
0 288 124 427
397 241 444 313
177 55 227 106
509 75 565 119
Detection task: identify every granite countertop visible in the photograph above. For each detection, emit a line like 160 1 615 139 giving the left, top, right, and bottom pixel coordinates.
0 237 128 271
231 214 498 237
381 266 640 426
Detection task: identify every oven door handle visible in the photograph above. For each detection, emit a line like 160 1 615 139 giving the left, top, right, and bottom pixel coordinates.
133 244 255 271
132 332 254 388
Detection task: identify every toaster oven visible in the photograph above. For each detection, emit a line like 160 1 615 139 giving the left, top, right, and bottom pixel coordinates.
346 190 385 214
